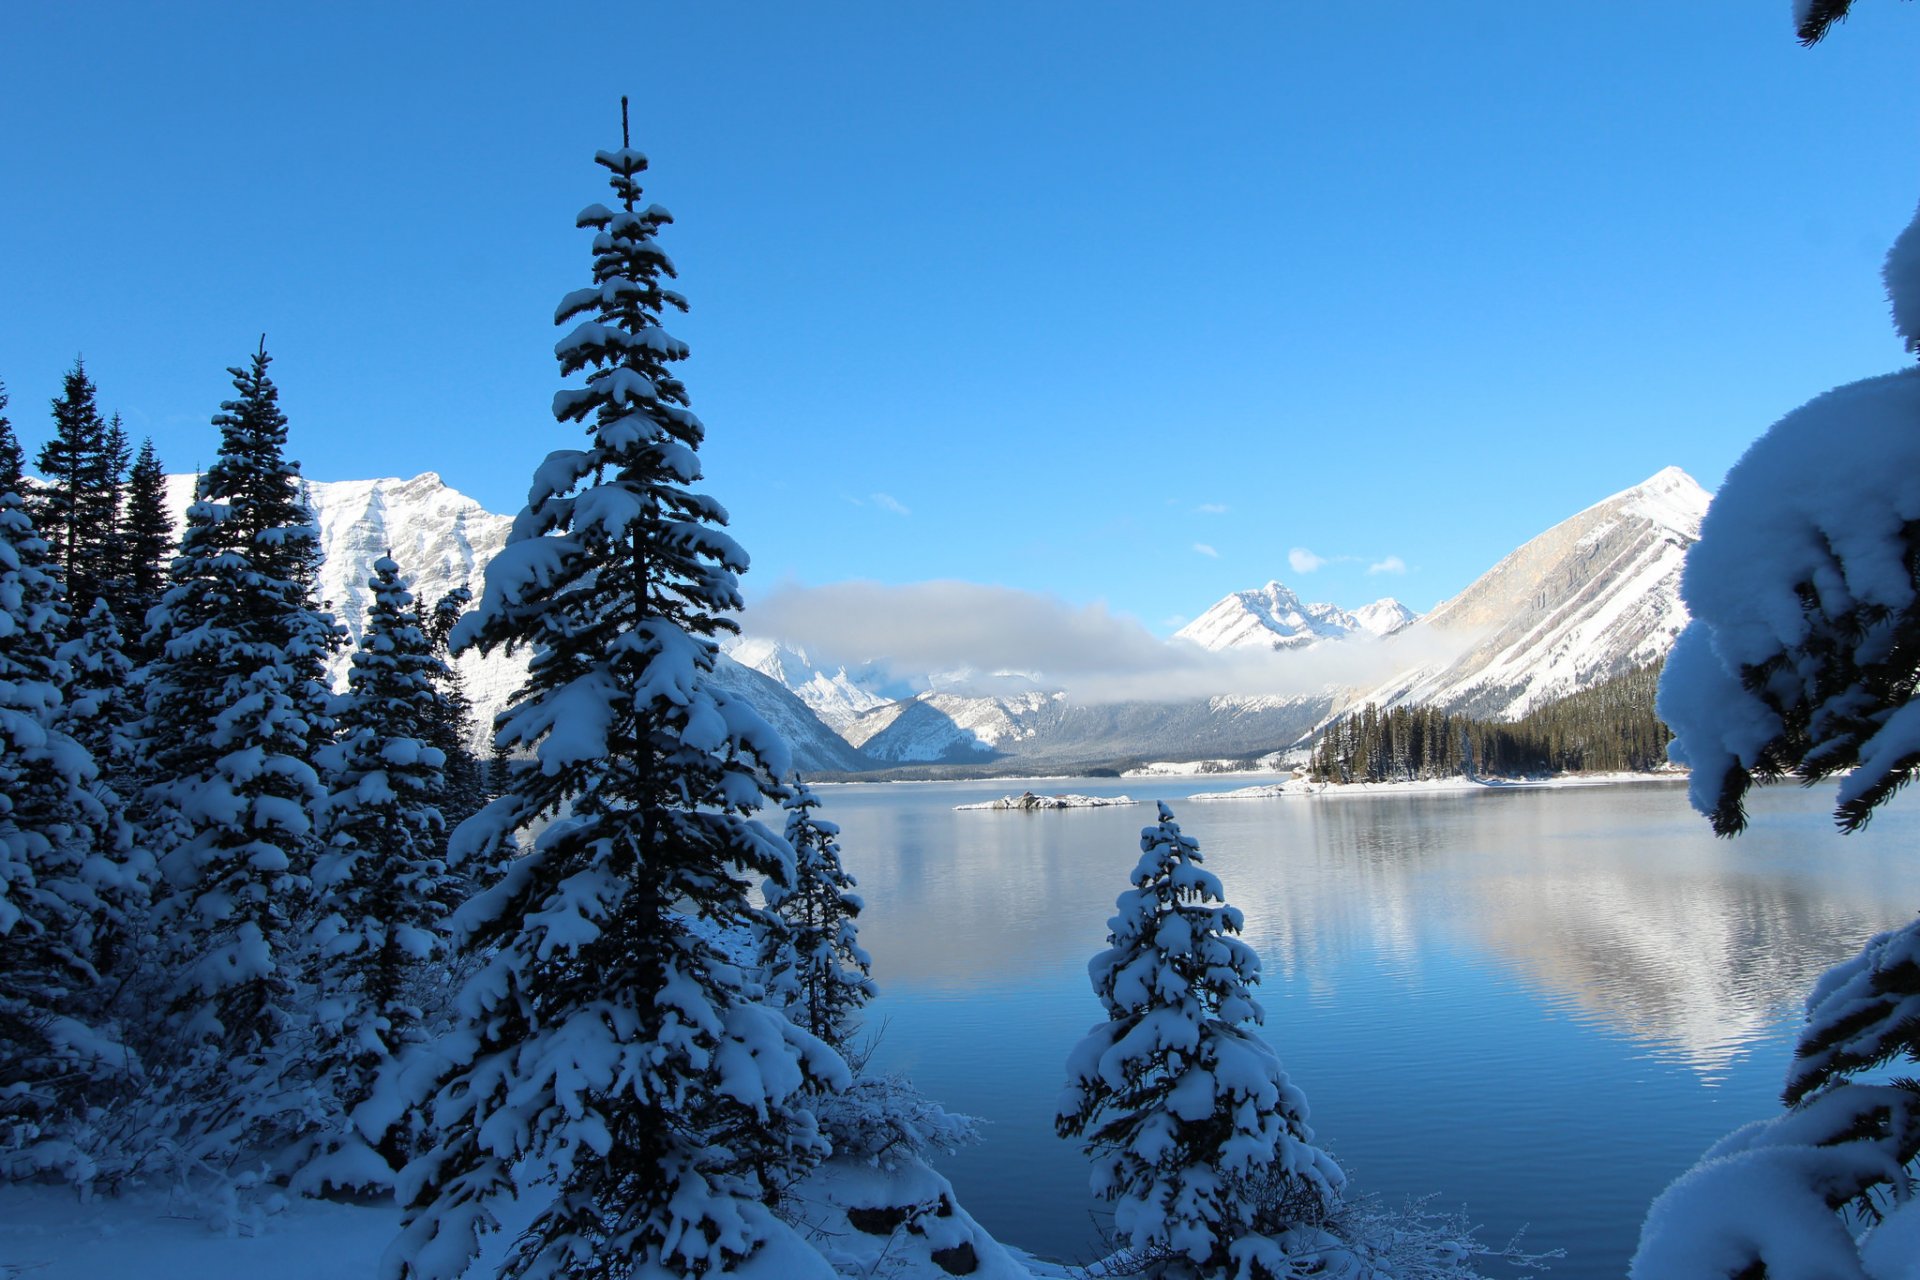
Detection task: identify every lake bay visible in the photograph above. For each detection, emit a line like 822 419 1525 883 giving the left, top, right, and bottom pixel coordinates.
820 776 1920 1279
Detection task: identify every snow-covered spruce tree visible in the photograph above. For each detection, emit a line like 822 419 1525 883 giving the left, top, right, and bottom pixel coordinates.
1058 803 1344 1280
139 341 341 1167
762 780 874 1054
387 124 845 1280
298 555 457 1189
1634 208 1920 1276
56 598 145 979
0 493 130 1184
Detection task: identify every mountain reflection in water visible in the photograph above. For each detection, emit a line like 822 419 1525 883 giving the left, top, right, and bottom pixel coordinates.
819 776 1920 1280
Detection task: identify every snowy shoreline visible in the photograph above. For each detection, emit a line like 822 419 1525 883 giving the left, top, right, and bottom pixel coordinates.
1188 770 1689 802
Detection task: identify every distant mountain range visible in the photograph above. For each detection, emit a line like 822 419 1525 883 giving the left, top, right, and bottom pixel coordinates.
164 466 1709 777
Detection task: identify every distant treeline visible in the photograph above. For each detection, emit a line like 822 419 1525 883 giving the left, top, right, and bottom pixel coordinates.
1308 662 1671 783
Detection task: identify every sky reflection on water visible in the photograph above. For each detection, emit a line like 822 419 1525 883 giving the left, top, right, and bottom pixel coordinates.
813 777 1920 1277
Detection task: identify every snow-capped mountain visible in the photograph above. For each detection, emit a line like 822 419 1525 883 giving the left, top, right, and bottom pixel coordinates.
721 636 898 733
1175 581 1415 652
161 472 867 774
156 464 1709 777
1344 466 1709 720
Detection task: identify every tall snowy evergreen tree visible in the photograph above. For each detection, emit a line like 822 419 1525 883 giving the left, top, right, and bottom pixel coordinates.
139 342 340 1164
388 119 844 1280
1058 803 1344 1280
35 359 116 611
302 556 456 1186
0 493 128 1184
762 781 874 1054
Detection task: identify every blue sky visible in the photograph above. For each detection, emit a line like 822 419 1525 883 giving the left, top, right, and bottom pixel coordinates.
6 2 1920 638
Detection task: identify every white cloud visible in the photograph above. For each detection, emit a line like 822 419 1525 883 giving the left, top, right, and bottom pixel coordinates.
1193 542 1219 558
1288 547 1327 574
1368 555 1407 575
871 492 911 516
744 580 1476 705
1195 502 1229 515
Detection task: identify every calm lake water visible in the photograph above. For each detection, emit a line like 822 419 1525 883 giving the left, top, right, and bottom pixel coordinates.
817 775 1920 1279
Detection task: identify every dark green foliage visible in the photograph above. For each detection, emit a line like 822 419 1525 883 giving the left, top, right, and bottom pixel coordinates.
0 382 23 496
1683 518 1920 837
118 439 173 654
1309 663 1671 784
35 360 117 611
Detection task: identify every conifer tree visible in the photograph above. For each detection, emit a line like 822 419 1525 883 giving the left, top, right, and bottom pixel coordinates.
139 342 339 1162
0 382 22 496
302 556 456 1185
388 117 844 1280
35 360 115 608
763 781 874 1054
0 493 128 1183
118 438 173 652
1058 803 1344 1280
416 586 485 856
58 597 145 954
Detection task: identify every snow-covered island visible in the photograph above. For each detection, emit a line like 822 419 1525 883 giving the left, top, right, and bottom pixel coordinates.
954 790 1140 811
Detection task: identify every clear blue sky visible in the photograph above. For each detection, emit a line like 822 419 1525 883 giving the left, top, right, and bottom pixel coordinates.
6 2 1920 635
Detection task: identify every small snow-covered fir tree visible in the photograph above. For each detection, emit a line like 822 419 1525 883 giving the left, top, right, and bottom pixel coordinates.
139 341 340 1167
1059 803 1344 1280
1637 200 1920 1275
0 494 129 1184
386 116 844 1280
299 555 457 1189
762 780 874 1054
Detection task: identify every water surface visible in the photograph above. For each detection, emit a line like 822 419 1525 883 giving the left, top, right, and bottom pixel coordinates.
820 776 1920 1278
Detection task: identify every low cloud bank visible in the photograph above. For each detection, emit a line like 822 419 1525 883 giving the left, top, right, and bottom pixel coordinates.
744 580 1474 705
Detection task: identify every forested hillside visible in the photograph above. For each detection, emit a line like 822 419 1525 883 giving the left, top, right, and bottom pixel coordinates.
1309 662 1671 783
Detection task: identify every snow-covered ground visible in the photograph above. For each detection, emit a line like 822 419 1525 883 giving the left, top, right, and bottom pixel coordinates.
0 1165 1070 1280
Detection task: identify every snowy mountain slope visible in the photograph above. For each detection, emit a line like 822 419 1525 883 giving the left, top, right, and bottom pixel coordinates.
1344 466 1708 720
1175 581 1415 652
840 687 1329 770
162 473 868 774
722 635 897 733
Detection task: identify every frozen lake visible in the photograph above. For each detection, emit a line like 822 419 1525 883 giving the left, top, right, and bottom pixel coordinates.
819 775 1920 1279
